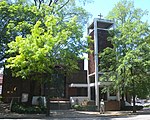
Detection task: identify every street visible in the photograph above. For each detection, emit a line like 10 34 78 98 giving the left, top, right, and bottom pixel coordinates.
1 108 150 119
9 114 150 120
46 115 150 120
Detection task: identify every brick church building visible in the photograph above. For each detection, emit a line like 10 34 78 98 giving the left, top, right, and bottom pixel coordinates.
2 17 121 111
2 60 87 102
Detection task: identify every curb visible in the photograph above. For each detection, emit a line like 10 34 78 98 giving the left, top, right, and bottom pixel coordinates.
0 110 150 119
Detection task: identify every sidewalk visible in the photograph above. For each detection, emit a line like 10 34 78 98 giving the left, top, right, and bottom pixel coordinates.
0 109 150 119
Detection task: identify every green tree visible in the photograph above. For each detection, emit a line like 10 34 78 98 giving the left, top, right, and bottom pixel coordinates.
6 15 90 116
1 0 91 116
0 1 40 66
100 0 150 113
0 0 91 68
6 15 87 77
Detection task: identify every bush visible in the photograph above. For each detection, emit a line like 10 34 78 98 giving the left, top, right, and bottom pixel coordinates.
73 104 83 111
0 96 2 102
72 104 97 111
11 102 47 114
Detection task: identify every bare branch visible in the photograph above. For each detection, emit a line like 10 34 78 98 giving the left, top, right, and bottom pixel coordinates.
34 0 37 6
38 0 42 9
57 0 70 12
48 0 53 6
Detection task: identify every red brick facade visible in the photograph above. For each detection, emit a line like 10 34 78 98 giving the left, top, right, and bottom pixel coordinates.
2 60 87 102
88 30 112 74
105 100 120 111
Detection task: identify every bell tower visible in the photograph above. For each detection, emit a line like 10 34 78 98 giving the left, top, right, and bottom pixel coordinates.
87 16 114 109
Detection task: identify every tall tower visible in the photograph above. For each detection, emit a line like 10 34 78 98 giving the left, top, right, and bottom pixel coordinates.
87 17 114 109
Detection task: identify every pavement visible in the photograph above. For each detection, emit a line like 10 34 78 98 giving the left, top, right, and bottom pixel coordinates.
0 102 150 119
0 109 150 119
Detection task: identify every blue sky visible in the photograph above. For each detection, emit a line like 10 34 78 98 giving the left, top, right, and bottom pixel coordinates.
1 0 150 72
83 0 150 70
84 0 150 23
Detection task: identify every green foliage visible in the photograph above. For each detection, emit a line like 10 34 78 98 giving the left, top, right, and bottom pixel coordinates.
0 0 91 69
11 102 46 114
1 0 91 79
6 14 87 80
0 1 39 66
107 0 148 26
100 0 150 98
71 100 97 111
72 104 97 111
3 0 91 116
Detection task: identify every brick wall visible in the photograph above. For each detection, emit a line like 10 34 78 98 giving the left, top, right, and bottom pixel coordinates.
88 30 113 74
105 100 120 111
66 70 87 84
88 30 95 74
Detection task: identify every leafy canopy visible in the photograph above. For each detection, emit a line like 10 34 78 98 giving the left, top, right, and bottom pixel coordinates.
0 0 91 68
6 14 88 79
100 0 150 98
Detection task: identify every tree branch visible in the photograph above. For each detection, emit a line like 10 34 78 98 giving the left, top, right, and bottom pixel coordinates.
48 0 52 6
56 0 70 12
38 0 41 9
34 0 37 6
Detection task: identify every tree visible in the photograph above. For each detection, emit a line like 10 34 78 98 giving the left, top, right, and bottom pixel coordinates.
0 1 40 66
6 14 90 116
100 0 150 113
31 0 92 8
6 15 87 76
2 0 91 116
0 0 91 68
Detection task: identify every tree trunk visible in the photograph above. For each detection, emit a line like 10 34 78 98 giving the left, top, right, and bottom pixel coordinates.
45 80 50 116
46 94 50 116
40 82 45 96
131 67 136 113
121 93 125 110
121 67 125 110
28 80 35 105
132 79 136 113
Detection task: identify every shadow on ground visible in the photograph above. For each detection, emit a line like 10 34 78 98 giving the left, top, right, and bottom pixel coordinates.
0 102 150 119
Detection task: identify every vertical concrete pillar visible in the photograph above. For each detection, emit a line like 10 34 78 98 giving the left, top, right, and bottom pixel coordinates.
94 18 99 109
87 24 91 100
87 70 91 100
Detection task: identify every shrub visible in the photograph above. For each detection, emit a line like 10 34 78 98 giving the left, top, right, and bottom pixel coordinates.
11 102 47 114
72 104 97 111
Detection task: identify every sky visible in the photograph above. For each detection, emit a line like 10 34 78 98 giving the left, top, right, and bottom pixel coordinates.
83 0 150 70
1 0 150 72
84 0 150 23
